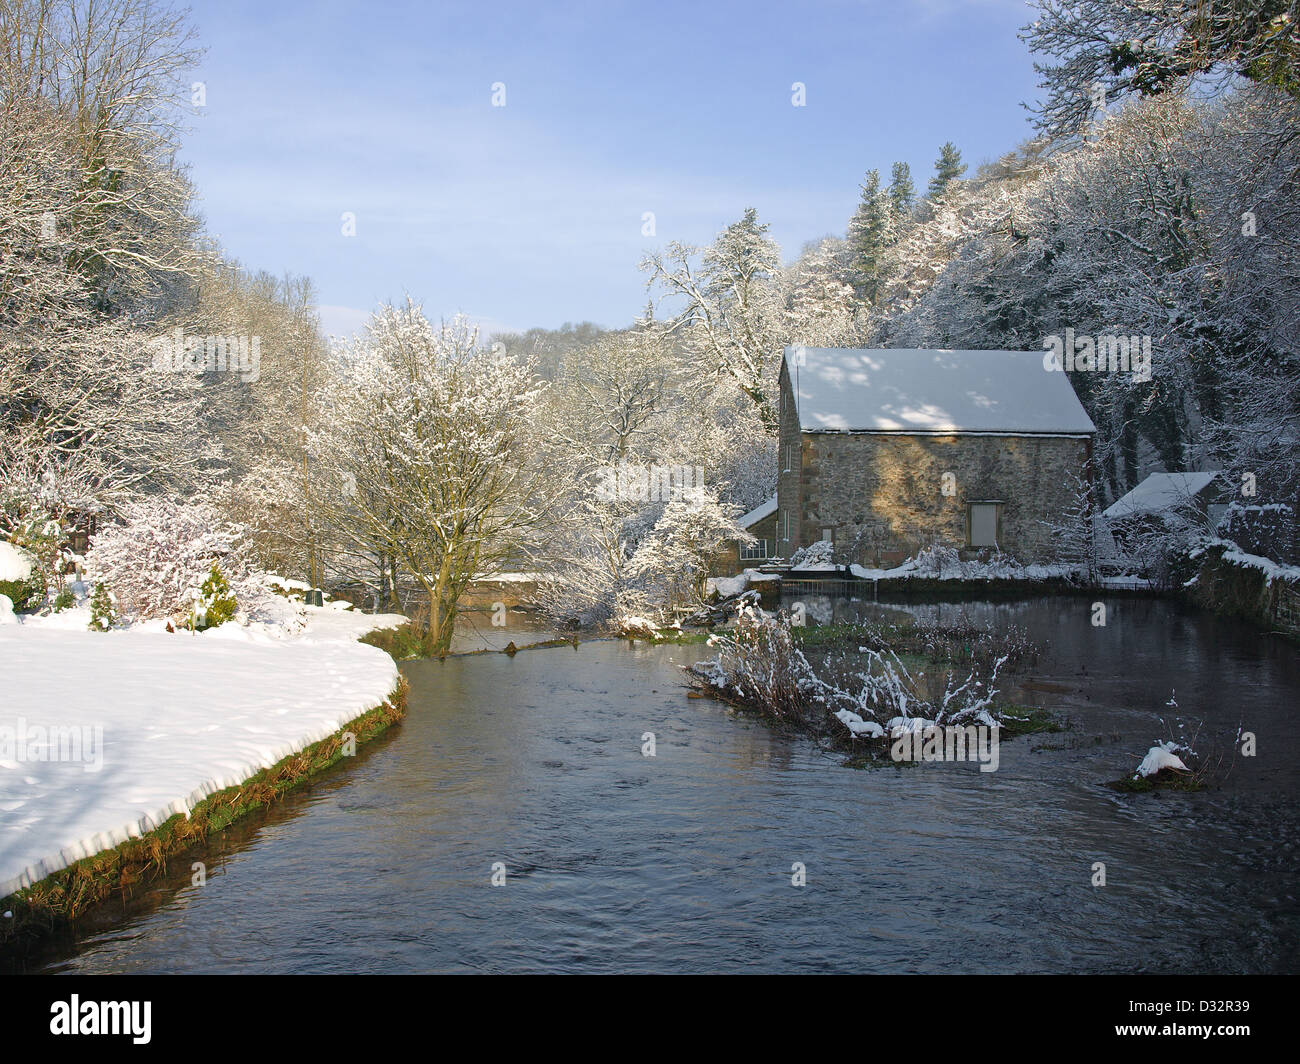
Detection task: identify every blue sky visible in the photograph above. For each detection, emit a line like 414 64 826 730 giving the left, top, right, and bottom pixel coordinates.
181 0 1044 338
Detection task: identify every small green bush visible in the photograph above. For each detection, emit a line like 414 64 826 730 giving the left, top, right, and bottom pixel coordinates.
188 563 238 631
89 583 116 631
50 588 75 612
0 573 44 612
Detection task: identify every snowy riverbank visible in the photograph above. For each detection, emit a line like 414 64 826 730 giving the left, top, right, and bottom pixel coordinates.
0 604 406 898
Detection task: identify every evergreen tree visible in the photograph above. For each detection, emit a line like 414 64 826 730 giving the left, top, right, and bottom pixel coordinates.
927 142 967 198
888 161 916 216
847 170 895 304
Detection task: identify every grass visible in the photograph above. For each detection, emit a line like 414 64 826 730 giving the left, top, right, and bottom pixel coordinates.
0 677 408 960
360 622 428 660
995 705 1065 739
1106 768 1206 793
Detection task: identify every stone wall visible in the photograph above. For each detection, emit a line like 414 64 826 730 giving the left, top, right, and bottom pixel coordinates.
802 433 1090 564
776 359 1092 564
776 363 806 557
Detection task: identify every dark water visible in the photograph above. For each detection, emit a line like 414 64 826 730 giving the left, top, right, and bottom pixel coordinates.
29 597 1300 973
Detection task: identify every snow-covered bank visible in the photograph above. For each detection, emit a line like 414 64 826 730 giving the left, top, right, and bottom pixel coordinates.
0 606 406 898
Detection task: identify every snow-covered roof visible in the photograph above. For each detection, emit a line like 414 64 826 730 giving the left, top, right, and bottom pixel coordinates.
737 495 777 528
1103 471 1222 520
782 347 1096 435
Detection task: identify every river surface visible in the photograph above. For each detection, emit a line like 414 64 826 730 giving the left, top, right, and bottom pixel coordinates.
27 597 1300 973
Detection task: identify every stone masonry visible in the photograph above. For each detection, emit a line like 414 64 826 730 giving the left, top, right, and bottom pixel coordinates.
777 361 1091 565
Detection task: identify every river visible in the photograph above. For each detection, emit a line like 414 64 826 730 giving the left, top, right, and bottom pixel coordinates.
25 596 1300 973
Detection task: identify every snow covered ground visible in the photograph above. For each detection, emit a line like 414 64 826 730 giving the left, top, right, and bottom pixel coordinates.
0 603 406 898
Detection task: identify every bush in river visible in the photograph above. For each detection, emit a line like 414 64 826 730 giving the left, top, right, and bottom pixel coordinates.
690 606 1023 738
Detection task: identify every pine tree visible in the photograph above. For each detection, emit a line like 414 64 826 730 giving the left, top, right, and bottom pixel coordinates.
927 142 967 198
888 161 916 216
846 169 895 303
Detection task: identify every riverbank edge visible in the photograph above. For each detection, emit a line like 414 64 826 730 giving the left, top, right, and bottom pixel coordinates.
0 675 408 958
1179 543 1300 643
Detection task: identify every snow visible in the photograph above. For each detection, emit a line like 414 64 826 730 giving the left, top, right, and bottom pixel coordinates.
707 574 749 598
846 551 1079 583
1136 742 1189 778
0 604 407 897
1102 471 1220 519
0 595 15 625
783 347 1097 435
737 495 777 529
0 541 35 583
790 540 837 569
886 716 935 735
1188 538 1300 586
834 708 884 738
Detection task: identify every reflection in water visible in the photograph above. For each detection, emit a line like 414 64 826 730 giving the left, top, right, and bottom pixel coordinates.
28 598 1300 973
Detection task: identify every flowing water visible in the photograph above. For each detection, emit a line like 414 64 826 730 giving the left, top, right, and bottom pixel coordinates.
23 597 1300 973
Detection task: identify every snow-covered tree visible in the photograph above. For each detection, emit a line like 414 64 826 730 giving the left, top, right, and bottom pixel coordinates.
847 169 896 304
310 301 553 654
85 497 264 622
927 141 967 199
1021 0 1300 140
641 208 783 429
628 489 752 616
889 161 917 216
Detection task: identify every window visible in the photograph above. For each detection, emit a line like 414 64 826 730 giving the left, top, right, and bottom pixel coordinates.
781 510 790 542
821 528 833 543
968 503 1000 548
740 539 769 561
783 444 793 473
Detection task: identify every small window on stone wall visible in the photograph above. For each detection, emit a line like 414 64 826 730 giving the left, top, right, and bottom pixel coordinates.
968 503 1000 548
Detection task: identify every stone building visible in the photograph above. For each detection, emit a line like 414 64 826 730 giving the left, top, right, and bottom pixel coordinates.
711 495 777 575
777 347 1096 565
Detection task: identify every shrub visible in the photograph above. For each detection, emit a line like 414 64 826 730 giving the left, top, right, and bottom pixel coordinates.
0 540 45 611
789 539 835 568
186 564 239 631
85 498 262 623
88 583 117 631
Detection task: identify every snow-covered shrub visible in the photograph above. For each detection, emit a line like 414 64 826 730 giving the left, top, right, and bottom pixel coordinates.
185 564 239 631
788 539 835 568
911 544 965 576
88 582 117 631
85 497 263 623
689 605 840 725
1218 502 1295 564
691 606 1013 737
0 540 44 611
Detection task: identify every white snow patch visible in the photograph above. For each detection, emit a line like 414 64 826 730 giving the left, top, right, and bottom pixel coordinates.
0 608 405 897
0 541 35 583
784 347 1096 435
1103 471 1220 520
1135 742 1189 778
707 574 750 598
